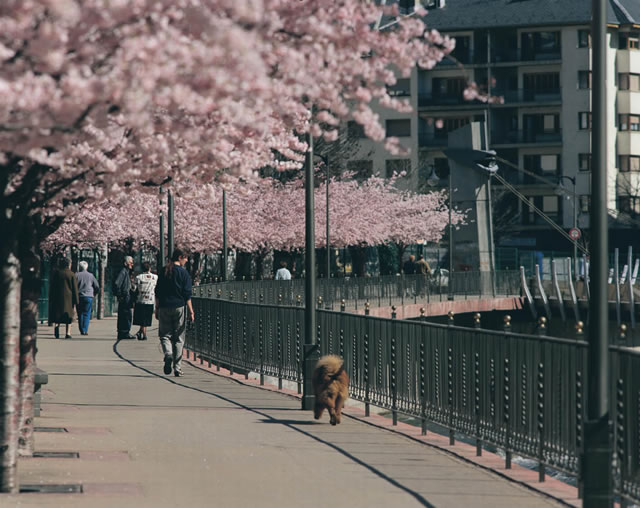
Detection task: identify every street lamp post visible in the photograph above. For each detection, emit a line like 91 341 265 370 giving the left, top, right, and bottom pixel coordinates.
583 0 613 505
222 189 228 281
558 176 578 276
302 132 319 411
167 190 174 259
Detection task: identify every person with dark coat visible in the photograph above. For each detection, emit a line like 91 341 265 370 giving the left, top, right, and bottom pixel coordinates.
155 249 195 377
49 257 79 339
114 256 135 340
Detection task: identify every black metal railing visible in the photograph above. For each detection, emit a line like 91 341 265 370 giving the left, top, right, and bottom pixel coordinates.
193 270 521 310
186 298 592 493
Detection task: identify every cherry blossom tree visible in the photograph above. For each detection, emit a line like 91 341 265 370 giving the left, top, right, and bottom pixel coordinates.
0 0 455 491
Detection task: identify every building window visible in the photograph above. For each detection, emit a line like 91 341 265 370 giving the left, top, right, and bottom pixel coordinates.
432 77 467 98
522 31 561 59
386 119 411 137
619 155 640 172
579 112 592 130
578 71 592 89
450 36 471 63
523 72 560 92
619 196 640 214
619 73 640 91
385 159 411 178
434 116 472 138
525 195 560 224
619 114 640 131
387 78 411 97
578 29 590 48
347 121 366 139
347 160 373 180
579 153 591 171
580 195 590 213
619 32 640 50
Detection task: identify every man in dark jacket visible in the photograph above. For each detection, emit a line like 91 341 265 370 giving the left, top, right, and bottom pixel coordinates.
114 256 135 339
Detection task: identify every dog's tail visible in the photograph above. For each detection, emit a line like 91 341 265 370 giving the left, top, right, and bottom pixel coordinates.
314 354 345 386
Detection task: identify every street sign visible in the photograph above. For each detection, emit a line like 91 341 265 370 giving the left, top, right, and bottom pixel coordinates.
569 227 581 240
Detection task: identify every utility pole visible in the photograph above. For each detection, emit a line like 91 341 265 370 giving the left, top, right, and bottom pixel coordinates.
582 0 613 505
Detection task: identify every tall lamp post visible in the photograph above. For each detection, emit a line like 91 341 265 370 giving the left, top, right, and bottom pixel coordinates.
583 0 613 505
167 190 174 259
302 132 319 411
557 175 578 275
222 189 228 281
425 164 453 297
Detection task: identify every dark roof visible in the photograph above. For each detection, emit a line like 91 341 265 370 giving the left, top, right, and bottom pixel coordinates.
414 0 639 31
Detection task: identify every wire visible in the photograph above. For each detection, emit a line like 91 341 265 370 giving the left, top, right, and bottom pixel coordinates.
492 173 589 255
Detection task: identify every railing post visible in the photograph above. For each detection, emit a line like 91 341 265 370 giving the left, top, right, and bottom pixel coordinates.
391 305 397 320
537 316 547 482
618 323 628 346
474 312 481 329
242 314 248 379
340 299 346 313
420 307 425 322
420 332 427 435
364 331 370 417
503 314 512 469
391 329 397 426
447 311 455 445
277 318 283 390
339 300 345 358
259 316 264 386
575 320 585 500
365 301 370 316
243 291 247 303
296 295 301 307
296 318 302 394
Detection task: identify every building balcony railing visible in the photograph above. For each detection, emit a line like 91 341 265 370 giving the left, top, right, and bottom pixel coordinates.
493 88 562 104
418 93 480 108
491 47 561 63
419 88 561 109
491 129 562 145
418 133 448 148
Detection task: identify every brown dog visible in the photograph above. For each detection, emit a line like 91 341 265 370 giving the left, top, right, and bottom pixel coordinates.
312 355 349 425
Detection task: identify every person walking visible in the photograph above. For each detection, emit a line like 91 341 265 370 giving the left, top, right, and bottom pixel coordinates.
114 255 136 340
133 262 158 341
75 261 99 335
402 255 417 297
415 255 432 297
275 260 292 280
155 249 194 377
49 257 79 339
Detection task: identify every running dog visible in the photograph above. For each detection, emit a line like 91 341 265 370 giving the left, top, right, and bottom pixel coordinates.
312 354 349 425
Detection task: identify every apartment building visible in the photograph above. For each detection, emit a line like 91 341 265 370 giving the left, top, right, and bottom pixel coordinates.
351 0 640 250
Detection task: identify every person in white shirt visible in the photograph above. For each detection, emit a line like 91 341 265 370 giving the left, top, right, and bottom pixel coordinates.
133 262 158 340
275 261 292 280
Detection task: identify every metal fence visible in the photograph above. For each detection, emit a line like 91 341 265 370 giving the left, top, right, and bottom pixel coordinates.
194 270 521 310
186 296 622 498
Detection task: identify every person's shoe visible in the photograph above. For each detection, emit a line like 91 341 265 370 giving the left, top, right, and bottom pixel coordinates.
163 357 173 375
65 334 72 339
136 331 143 340
54 327 59 339
141 335 148 341
174 369 184 377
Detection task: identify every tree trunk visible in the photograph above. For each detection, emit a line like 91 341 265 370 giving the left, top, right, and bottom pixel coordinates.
17 250 40 457
0 250 22 492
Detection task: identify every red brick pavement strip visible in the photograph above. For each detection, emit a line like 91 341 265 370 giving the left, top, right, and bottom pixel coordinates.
182 349 582 508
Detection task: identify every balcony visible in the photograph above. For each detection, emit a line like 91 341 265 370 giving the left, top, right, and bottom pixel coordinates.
418 133 448 149
491 130 562 146
491 48 561 64
493 88 561 105
418 93 481 108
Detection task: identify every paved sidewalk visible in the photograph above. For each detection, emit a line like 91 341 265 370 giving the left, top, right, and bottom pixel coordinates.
3 317 573 507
